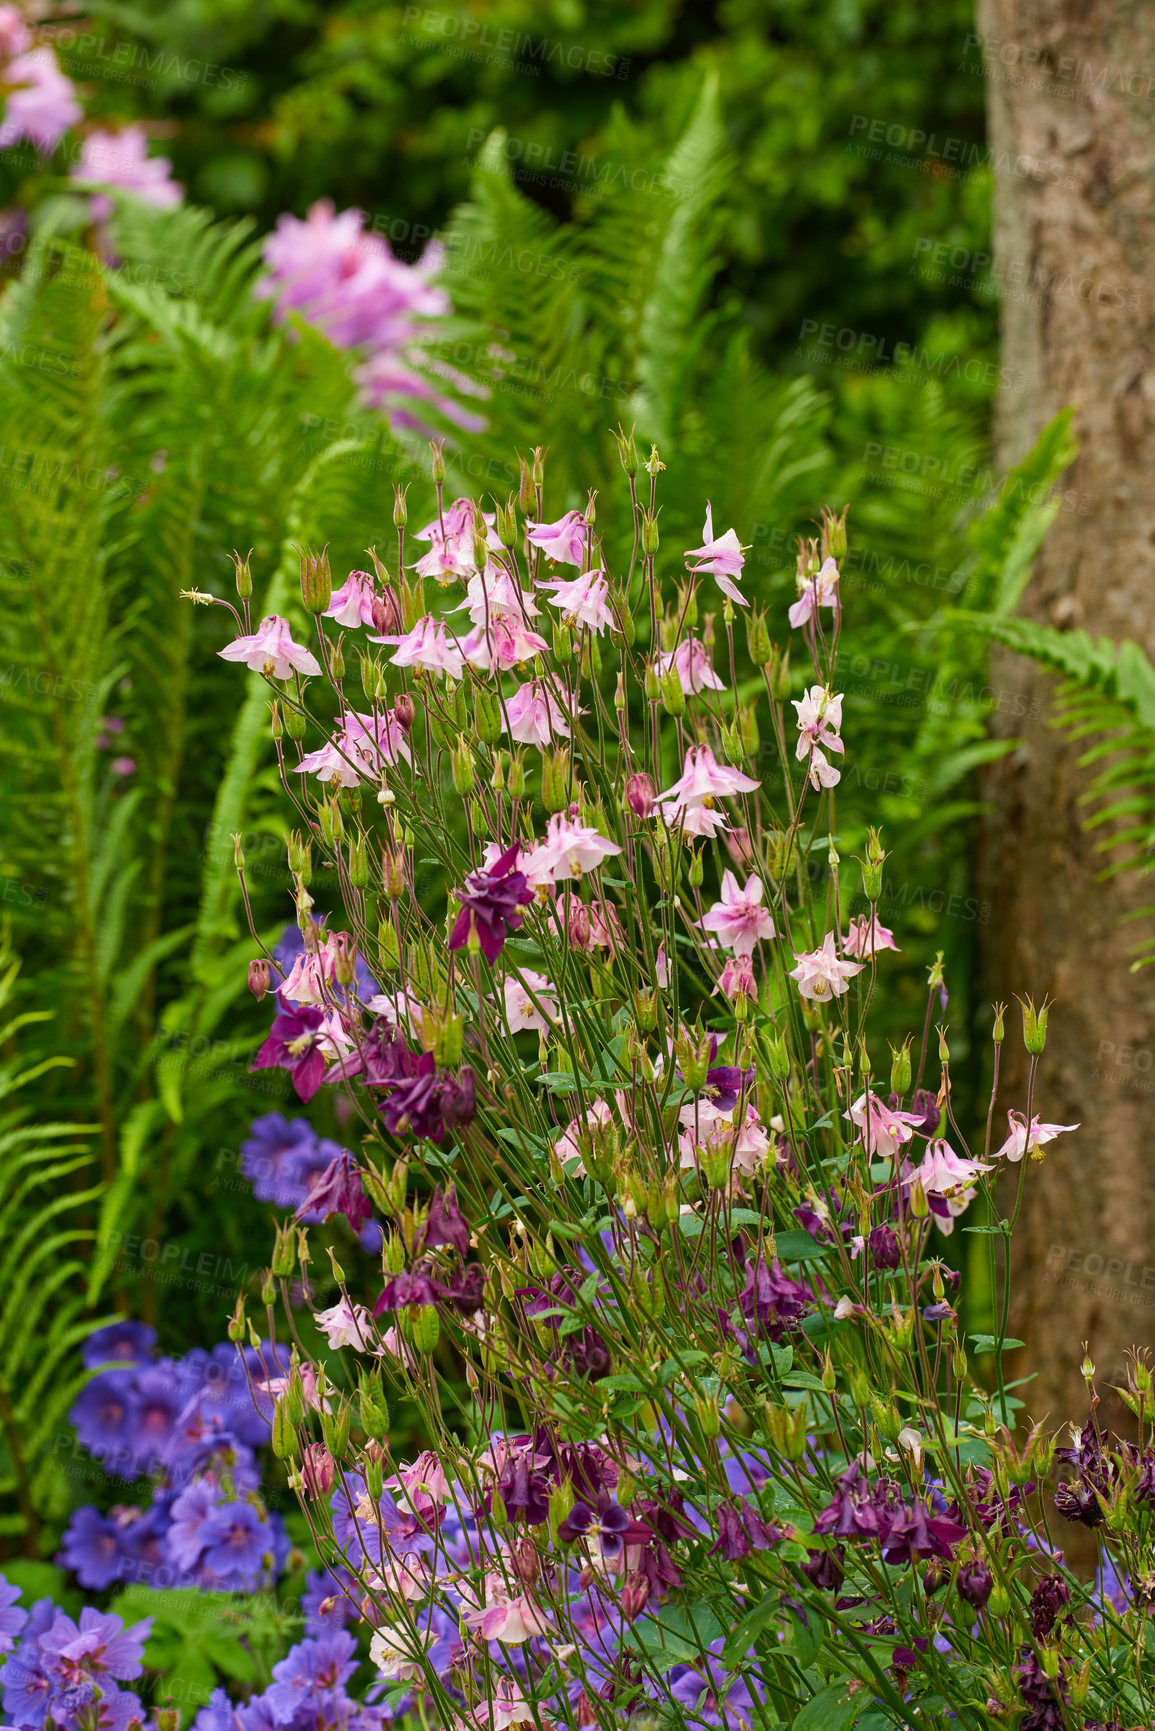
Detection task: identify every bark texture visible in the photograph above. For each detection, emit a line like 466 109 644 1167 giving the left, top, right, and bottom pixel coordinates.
977 0 1155 1460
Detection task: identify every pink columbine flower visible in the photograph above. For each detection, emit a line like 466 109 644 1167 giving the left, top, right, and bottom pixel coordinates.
910 1139 992 1198
788 555 840 628
459 1681 537 1731
715 953 756 1002
461 1575 552 1645
789 932 864 1001
379 614 464 679
805 747 841 791
656 744 760 811
455 566 541 626
679 1100 771 1178
845 1091 921 1159
313 1298 373 1350
218 615 322 679
325 570 378 628
655 945 669 988
294 711 410 785
794 685 844 758
526 812 622 883
72 126 183 220
666 803 732 841
503 679 572 749
460 611 549 672
844 914 899 959
994 1110 1079 1163
655 636 725 694
685 503 748 606
0 7 31 54
503 969 557 1033
369 1624 435 1683
414 498 501 581
0 46 81 152
699 869 775 955
539 567 614 634
526 510 587 566
281 936 339 1007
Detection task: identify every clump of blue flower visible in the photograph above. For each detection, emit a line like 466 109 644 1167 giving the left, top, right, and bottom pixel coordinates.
59 1322 289 1592
0 1580 152 1731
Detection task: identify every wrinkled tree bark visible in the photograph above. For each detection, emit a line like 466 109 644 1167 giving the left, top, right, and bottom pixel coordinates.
977 0 1155 1472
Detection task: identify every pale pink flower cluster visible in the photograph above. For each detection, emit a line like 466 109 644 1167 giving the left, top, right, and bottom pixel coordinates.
844 913 898 958
656 744 759 839
699 869 775 955
793 685 845 790
0 12 80 154
218 615 321 680
526 510 587 566
654 635 725 695
789 932 863 1002
415 498 502 582
684 503 747 607
993 1110 1079 1162
71 126 183 220
296 710 411 785
678 1098 772 1178
256 200 480 433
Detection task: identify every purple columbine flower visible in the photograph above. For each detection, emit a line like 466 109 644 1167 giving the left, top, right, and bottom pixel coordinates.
448 843 533 964
251 1005 329 1102
420 1186 470 1260
379 1056 476 1142
710 1498 783 1561
373 1269 442 1317
558 1491 647 1560
293 1151 371 1233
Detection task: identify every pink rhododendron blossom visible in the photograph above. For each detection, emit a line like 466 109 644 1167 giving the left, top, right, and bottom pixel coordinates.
72 126 183 220
325 570 378 628
379 615 465 678
526 812 622 882
845 1091 921 1159
526 510 587 566
0 46 80 152
218 615 322 679
685 503 747 606
655 635 725 694
313 1298 373 1350
699 870 775 955
994 1110 1079 1163
539 567 614 634
503 969 557 1032
656 744 759 811
910 1139 992 1197
503 679 571 749
788 555 840 628
789 932 864 1001
257 200 468 432
844 914 899 958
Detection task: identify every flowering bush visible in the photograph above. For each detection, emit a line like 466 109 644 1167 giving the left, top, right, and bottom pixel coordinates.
168 444 1154 1728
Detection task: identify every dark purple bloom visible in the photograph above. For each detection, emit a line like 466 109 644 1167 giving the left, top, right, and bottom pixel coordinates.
70 1372 140 1471
293 1152 371 1232
814 1465 898 1543
867 1224 900 1270
908 1088 941 1136
710 1498 783 1561
956 1558 993 1608
558 1492 648 1560
879 1499 966 1565
379 1055 476 1143
373 1269 441 1317
353 1022 417 1088
1029 1574 1071 1642
251 1005 328 1102
437 1262 486 1315
800 1544 845 1592
737 1258 812 1343
448 843 533 963
421 1185 470 1259
702 1064 754 1113
81 1323 155 1371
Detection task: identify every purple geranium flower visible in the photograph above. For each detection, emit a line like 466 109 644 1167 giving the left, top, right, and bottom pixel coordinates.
263 1632 358 1725
81 1322 156 1371
0 1576 27 1656
57 1508 126 1592
240 1114 339 1211
199 1502 270 1587
70 1372 140 1471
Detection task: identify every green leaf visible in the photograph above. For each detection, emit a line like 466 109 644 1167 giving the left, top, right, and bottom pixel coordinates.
794 1684 861 1731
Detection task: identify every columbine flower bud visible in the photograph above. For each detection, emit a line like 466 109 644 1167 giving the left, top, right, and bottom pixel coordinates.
656 664 684 716
693 1390 720 1438
269 700 283 742
393 691 416 733
288 831 313 888
371 589 402 635
614 423 638 476
271 1397 298 1461
861 827 887 901
610 591 635 647
720 720 743 764
675 1029 714 1092
762 1029 790 1081
688 849 704 888
700 1143 731 1190
332 933 358 986
406 1305 440 1354
643 661 661 702
227 1295 247 1343
321 1401 351 1461
231 548 253 599
771 645 791 701
518 453 534 513
382 849 406 900
761 1399 809 1460
634 989 658 1032
248 958 271 1001
1020 994 1051 1054
299 544 331 615
451 741 475 795
552 620 572 664
283 700 307 741
429 438 446 484
359 1372 390 1440
301 1442 336 1501
507 753 527 798
625 773 656 820
889 1037 912 1096
348 833 369 889
745 607 773 667
271 1221 296 1278
393 483 409 528
820 503 849 562
640 508 660 556
739 703 760 754
542 747 570 813
531 445 547 488
495 493 518 548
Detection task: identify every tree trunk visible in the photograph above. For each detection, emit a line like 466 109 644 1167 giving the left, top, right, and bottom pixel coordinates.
977 0 1155 1481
